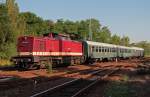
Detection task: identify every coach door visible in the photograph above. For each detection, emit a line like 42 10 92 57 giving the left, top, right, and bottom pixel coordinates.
89 45 93 58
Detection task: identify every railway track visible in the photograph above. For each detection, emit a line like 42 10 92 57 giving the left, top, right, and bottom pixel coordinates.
30 68 119 97
0 76 14 82
0 68 98 90
0 67 108 97
0 62 116 90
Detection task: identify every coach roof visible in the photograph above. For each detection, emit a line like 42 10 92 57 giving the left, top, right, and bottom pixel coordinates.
85 41 117 48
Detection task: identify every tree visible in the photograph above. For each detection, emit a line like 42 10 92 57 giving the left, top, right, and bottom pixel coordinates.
77 20 89 40
120 36 130 46
54 19 64 33
110 34 121 45
77 18 101 40
6 0 20 38
97 26 111 43
132 41 150 56
0 0 26 59
19 12 50 35
0 1 18 59
87 18 101 41
45 20 55 32
63 20 78 34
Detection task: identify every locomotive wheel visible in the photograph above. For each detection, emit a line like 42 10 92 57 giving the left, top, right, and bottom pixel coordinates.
18 63 30 70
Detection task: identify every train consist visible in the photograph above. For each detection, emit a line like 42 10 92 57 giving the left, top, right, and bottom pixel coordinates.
11 32 144 69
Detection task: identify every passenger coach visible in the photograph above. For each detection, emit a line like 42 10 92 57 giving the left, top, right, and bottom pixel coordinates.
83 41 144 62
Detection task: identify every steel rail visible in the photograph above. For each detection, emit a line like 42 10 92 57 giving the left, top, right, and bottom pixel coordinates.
30 69 105 97
30 69 116 97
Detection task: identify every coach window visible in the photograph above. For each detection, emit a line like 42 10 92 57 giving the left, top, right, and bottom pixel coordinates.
111 48 112 52
105 47 107 52
112 48 114 52
92 46 95 52
103 47 105 52
101 47 103 52
119 49 121 53
104 47 106 52
109 48 111 52
107 47 109 52
106 47 108 52
107 48 109 52
113 48 115 52
96 46 99 52
102 47 104 52
108 48 110 52
99 47 101 52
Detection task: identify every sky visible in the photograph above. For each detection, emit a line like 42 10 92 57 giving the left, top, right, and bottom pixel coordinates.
16 0 150 43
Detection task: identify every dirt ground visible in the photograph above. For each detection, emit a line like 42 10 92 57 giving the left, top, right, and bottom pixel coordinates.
81 58 150 97
0 58 149 97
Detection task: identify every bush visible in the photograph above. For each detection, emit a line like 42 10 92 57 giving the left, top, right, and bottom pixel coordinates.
0 59 12 66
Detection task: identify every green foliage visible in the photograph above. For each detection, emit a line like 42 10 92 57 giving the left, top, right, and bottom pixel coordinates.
97 26 111 43
120 36 130 46
0 1 18 59
45 61 52 74
131 41 150 56
110 34 121 45
19 12 50 35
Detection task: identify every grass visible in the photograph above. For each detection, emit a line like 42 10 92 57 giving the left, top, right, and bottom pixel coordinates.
0 59 13 67
145 55 150 57
122 75 129 82
104 81 136 97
